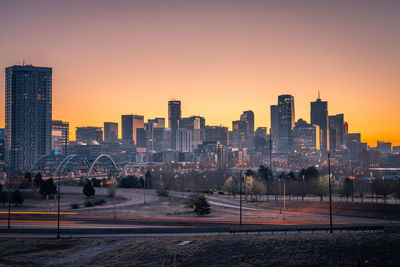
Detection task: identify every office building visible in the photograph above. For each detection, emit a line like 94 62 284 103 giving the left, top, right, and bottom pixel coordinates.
240 110 254 136
277 94 295 154
104 122 118 143
121 115 134 143
377 141 392 154
270 105 279 151
52 120 69 155
168 100 181 148
311 94 329 152
292 119 320 153
76 127 103 144
205 126 228 146
5 65 52 171
132 115 144 145
329 114 345 150
176 128 193 153
255 127 267 139
0 129 5 162
180 116 205 150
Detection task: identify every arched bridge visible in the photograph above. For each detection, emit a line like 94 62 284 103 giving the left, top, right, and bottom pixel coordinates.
29 153 120 179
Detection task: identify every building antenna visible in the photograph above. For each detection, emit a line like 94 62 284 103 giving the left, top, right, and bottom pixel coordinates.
318 90 320 99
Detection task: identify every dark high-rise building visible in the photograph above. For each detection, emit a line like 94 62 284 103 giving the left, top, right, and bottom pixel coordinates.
76 127 103 144
292 119 320 153
205 126 228 146
0 128 5 162
121 115 134 143
377 141 392 154
240 110 255 136
52 120 69 155
132 115 144 145
277 94 295 154
329 114 344 151
255 127 267 139
104 122 118 143
5 65 52 171
270 105 279 151
168 100 181 148
311 94 329 152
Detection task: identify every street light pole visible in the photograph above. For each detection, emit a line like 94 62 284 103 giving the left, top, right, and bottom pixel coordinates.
328 152 333 233
57 173 61 239
7 171 11 231
239 169 242 225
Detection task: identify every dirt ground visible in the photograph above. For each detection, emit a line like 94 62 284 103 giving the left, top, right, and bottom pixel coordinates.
0 233 399 266
238 199 400 221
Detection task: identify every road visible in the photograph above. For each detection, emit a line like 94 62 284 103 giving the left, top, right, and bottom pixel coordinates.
1 188 399 237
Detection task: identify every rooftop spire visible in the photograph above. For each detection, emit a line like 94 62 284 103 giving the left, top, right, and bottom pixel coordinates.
318 90 320 100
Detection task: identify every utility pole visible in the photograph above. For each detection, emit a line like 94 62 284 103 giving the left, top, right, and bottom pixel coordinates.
328 152 333 233
57 173 61 239
239 169 242 225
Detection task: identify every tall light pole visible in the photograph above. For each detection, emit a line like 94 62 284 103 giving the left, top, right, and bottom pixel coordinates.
57 173 61 239
239 169 242 225
328 152 333 233
7 171 11 231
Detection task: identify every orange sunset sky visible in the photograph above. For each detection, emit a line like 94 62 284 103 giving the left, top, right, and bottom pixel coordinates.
0 0 399 145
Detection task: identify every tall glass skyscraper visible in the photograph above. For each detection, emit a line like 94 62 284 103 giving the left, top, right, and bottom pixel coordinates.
277 94 295 154
5 65 52 171
311 94 329 152
168 100 181 149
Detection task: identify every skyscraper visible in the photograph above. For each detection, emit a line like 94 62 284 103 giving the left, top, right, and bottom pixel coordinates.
121 115 134 144
205 126 228 146
52 120 69 155
104 122 118 143
5 65 52 171
270 105 279 151
329 114 344 151
311 94 329 152
176 128 193 153
277 94 295 154
132 115 144 145
168 100 181 148
240 110 255 136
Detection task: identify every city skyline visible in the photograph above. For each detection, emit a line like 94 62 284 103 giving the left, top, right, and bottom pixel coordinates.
1 0 400 145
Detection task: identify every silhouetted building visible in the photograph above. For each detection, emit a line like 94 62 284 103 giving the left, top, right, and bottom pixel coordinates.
329 114 344 151
359 150 380 169
270 105 279 151
168 100 181 148
205 126 228 146
76 127 103 144
0 128 5 162
121 115 134 143
52 120 69 155
255 127 267 138
104 122 118 143
377 141 392 154
5 65 52 170
311 94 329 152
132 115 144 145
240 110 254 136
277 94 295 154
292 119 320 153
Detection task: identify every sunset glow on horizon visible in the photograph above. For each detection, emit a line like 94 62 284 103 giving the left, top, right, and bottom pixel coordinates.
1 0 399 145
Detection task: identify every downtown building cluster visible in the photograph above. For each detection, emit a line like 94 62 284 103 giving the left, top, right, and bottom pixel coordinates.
1 65 400 177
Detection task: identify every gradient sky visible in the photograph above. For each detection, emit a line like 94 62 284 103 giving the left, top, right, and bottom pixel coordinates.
1 0 399 145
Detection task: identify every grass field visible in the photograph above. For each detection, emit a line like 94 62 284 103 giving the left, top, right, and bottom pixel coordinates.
0 233 399 266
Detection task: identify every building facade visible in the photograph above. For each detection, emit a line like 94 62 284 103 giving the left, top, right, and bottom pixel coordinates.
311 95 329 152
52 120 69 155
76 127 103 144
5 65 52 171
104 122 118 143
